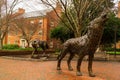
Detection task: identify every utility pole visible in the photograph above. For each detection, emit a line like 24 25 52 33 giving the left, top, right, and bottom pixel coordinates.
114 26 117 58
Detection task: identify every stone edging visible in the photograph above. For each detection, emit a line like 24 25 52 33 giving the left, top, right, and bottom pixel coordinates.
0 56 49 62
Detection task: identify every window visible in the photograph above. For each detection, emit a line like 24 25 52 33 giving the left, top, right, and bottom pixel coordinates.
14 40 19 44
39 20 43 24
50 21 54 27
50 41 53 48
38 19 43 26
38 30 43 35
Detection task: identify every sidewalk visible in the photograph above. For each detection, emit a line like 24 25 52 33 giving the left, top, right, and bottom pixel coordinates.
0 57 120 80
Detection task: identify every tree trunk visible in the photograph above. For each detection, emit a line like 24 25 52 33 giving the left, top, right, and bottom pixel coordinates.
0 38 3 49
26 39 30 47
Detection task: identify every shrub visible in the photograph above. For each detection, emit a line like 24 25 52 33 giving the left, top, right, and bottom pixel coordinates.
17 47 42 51
3 44 19 50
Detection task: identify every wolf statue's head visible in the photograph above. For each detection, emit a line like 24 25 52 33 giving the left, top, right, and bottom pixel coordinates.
87 9 110 37
89 9 109 29
100 9 109 22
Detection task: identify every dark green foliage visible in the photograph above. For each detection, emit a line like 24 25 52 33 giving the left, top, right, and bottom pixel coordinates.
101 12 120 46
3 44 19 49
50 25 74 43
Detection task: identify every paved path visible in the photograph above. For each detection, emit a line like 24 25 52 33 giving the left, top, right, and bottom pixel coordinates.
0 57 120 80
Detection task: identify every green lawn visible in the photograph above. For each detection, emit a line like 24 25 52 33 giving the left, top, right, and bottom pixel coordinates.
2 47 42 51
106 51 120 55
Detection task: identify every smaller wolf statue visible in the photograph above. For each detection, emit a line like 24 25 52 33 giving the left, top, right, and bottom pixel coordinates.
31 39 49 58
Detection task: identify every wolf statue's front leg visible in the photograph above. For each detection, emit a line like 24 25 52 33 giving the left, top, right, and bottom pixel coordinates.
31 48 36 58
88 53 95 77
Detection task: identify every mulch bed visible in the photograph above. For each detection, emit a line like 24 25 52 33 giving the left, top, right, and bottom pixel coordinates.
0 50 55 56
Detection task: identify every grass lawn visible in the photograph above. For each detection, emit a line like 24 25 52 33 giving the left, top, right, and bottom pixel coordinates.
106 51 120 55
2 47 42 51
2 48 32 51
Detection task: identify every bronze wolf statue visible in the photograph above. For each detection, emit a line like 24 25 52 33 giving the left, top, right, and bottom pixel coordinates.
31 39 49 58
57 10 108 77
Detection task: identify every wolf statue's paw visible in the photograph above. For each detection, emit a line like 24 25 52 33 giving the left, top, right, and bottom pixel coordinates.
89 72 96 77
57 67 61 70
68 67 73 71
76 71 82 76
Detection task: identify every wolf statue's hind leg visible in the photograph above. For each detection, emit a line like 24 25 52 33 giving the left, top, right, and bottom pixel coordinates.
76 55 85 76
67 53 75 71
57 48 68 70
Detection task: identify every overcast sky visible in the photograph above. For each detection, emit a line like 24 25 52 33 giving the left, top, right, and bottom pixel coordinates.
8 0 52 12
8 0 120 13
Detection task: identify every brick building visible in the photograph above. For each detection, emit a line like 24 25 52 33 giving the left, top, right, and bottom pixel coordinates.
3 3 62 48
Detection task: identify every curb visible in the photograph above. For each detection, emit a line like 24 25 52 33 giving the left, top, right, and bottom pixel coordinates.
0 56 120 62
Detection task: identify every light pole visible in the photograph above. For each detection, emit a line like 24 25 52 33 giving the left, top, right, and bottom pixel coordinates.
114 26 117 58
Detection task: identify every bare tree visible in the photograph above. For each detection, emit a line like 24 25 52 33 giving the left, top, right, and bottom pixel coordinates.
40 0 114 37
13 17 39 47
0 0 19 49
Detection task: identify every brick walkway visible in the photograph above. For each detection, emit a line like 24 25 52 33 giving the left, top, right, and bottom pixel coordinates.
0 57 120 80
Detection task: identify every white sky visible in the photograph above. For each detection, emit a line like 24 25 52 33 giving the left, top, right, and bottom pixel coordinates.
8 0 120 13
114 0 120 3
8 0 52 12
